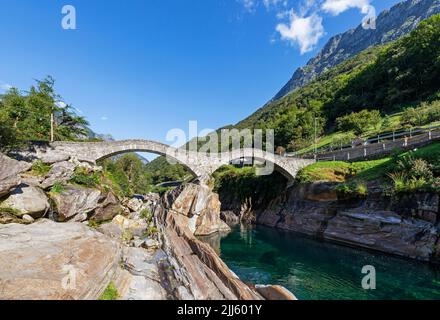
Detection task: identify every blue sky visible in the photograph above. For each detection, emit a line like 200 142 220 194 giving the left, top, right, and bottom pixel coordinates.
0 0 401 150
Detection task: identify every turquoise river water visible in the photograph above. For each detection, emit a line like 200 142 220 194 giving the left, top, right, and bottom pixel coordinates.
201 224 440 300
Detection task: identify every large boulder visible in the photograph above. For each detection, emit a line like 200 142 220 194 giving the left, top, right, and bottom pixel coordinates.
0 219 121 300
162 183 230 236
90 192 124 223
124 198 144 212
51 185 101 222
156 182 262 300
0 153 31 198
40 161 76 189
1 184 50 218
98 215 148 240
115 247 168 300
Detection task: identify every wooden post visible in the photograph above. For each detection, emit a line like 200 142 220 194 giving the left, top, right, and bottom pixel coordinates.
50 112 54 142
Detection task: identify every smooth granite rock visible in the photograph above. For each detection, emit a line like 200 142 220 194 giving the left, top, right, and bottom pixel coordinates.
50 185 101 222
0 219 121 300
1 184 49 218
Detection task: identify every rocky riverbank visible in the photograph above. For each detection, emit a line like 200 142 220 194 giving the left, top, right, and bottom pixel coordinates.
220 181 440 264
0 153 295 300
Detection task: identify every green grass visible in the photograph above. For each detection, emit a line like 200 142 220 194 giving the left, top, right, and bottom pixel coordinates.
296 159 391 183
0 206 21 216
30 160 52 176
296 161 352 183
297 142 440 184
298 158 392 183
99 282 120 300
70 167 101 188
50 182 65 194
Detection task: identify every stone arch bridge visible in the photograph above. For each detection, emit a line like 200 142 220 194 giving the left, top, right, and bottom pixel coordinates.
22 140 314 181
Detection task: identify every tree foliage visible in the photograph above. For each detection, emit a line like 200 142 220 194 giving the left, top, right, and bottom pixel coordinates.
336 110 382 135
0 76 89 151
101 153 153 197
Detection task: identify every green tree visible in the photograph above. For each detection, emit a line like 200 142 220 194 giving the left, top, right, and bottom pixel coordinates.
336 110 382 135
0 76 90 150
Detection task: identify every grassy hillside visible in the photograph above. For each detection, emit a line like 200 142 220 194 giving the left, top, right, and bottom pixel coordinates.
296 142 440 193
229 14 440 151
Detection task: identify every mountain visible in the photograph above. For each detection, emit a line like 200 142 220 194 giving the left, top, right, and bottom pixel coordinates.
232 13 440 150
272 0 440 101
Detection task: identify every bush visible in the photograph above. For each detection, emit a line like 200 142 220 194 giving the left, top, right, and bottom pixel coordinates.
99 282 119 300
70 167 100 187
336 110 382 135
396 156 433 180
30 160 51 176
388 156 433 193
335 182 368 196
50 182 65 194
401 100 440 126
0 206 21 216
140 209 153 223
144 226 159 238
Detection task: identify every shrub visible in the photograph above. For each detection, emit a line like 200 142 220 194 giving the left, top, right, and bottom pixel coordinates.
401 100 440 126
99 282 119 300
30 160 51 176
121 230 133 243
388 172 429 193
336 110 382 135
396 156 433 180
50 182 65 194
0 206 21 216
70 167 100 187
335 181 368 196
140 209 153 223
430 178 440 193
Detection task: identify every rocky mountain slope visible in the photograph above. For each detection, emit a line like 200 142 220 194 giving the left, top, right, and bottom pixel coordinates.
273 0 440 101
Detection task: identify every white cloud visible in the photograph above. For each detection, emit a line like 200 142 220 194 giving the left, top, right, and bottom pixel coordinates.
239 0 371 54
100 116 108 121
321 0 370 15
276 12 325 54
241 0 257 12
240 0 287 12
263 0 288 10
0 83 12 91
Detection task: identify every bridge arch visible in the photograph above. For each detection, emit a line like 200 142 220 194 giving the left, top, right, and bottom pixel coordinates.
25 140 315 182
208 148 314 182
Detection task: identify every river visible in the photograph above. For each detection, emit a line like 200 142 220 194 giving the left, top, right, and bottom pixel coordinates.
200 224 440 300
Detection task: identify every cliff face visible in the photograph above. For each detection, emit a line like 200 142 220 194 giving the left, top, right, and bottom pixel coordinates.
255 182 440 264
155 182 263 300
273 0 440 100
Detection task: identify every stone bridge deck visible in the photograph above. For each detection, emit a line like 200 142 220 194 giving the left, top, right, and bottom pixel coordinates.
21 140 314 181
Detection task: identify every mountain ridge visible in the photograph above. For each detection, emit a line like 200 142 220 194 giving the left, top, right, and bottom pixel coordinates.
272 0 440 101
